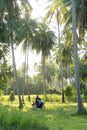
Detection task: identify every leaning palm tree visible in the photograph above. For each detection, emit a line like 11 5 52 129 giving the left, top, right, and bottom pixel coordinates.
0 0 23 108
71 0 86 113
0 0 33 108
7 0 23 108
57 0 86 112
32 23 56 94
43 0 86 113
61 0 86 113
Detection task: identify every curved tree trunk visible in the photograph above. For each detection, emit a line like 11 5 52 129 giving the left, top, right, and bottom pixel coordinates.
9 28 23 109
8 12 23 109
71 0 86 113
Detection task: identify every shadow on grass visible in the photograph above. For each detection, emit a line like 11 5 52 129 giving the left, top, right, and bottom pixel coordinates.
71 111 87 116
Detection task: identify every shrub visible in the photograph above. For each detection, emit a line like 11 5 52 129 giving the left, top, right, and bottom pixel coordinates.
64 85 75 100
42 94 61 102
82 86 87 101
9 91 15 101
46 88 61 95
0 89 4 96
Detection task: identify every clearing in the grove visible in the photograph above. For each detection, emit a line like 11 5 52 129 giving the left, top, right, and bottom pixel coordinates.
0 95 87 130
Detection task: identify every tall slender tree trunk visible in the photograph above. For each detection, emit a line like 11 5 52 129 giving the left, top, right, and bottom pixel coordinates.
26 47 30 101
7 0 23 109
22 51 26 104
42 51 46 95
57 10 65 103
8 21 23 109
71 0 86 113
67 65 72 85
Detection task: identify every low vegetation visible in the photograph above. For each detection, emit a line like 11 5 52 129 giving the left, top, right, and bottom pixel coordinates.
0 95 87 130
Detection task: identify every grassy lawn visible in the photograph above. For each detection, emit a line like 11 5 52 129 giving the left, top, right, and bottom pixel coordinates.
0 95 87 130
29 103 87 130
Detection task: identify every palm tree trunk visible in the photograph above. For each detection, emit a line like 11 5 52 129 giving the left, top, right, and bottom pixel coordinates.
71 0 86 113
8 19 23 109
22 51 26 104
42 51 46 95
57 10 65 103
26 47 30 101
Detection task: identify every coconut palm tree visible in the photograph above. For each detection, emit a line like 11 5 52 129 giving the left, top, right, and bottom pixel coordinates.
61 27 74 84
43 1 67 103
43 0 86 112
0 0 33 108
61 0 86 113
62 0 87 41
7 0 24 108
56 14 65 103
71 0 86 113
16 14 38 101
0 0 23 108
32 23 56 94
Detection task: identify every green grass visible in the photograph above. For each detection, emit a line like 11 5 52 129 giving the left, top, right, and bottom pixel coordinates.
0 95 87 130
